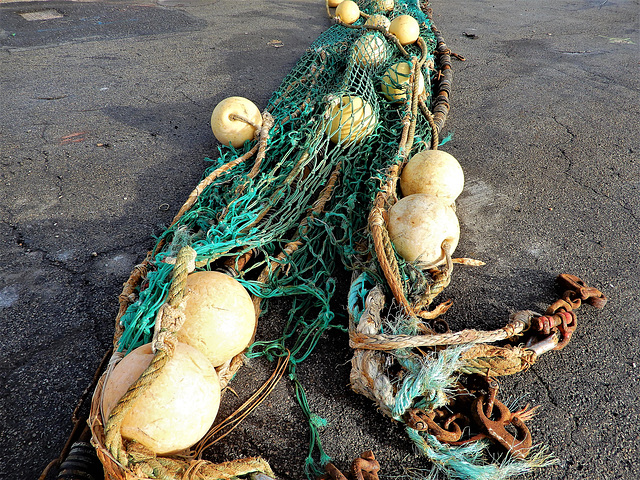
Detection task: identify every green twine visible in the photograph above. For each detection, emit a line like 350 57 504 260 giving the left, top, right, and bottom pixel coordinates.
347 272 376 325
439 131 454 146
115 1 446 477
391 346 466 420
406 428 557 480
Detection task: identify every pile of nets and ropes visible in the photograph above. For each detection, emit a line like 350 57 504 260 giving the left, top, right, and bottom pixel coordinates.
70 1 607 480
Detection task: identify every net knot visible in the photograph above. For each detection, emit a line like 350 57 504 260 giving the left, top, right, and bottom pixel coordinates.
152 300 187 354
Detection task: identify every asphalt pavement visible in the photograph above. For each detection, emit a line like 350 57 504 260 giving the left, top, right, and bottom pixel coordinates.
0 0 638 479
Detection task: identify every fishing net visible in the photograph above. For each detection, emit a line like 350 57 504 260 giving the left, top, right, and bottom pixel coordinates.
114 2 442 357
82 1 607 479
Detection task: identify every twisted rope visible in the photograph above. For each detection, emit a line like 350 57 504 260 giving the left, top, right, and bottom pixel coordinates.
349 285 395 418
104 246 196 467
349 310 536 351
367 39 450 319
103 350 171 467
114 260 150 342
349 285 541 431
458 344 538 377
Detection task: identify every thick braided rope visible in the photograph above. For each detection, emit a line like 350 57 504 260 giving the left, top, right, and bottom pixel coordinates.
350 286 489 423
103 350 171 467
403 56 423 155
94 246 275 479
367 38 433 318
183 457 274 480
124 442 274 480
349 286 540 420
458 344 538 377
369 203 414 315
368 44 443 318
166 246 197 307
369 159 420 318
114 260 150 342
349 310 536 351
153 246 196 353
350 286 395 417
419 98 439 150
248 112 275 179
414 266 452 312
104 246 196 467
430 22 453 133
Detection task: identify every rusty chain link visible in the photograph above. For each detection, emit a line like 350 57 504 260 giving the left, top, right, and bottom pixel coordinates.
528 273 607 351
390 274 607 461
403 377 538 458
320 451 380 480
471 394 533 459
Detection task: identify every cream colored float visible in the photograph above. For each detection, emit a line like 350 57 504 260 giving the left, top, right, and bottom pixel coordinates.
335 0 360 24
352 32 389 68
102 343 221 455
211 96 262 148
381 61 425 102
327 95 377 146
365 14 391 31
327 0 344 7
388 14 420 45
371 0 394 12
387 194 460 268
177 271 256 367
400 150 465 204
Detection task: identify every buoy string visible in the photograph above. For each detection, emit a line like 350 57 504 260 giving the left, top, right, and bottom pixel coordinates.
419 98 439 149
247 112 275 179
228 113 261 132
194 351 291 456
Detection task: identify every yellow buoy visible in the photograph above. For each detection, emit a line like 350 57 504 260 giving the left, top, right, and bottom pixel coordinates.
210 97 262 148
388 194 460 268
381 61 425 102
400 150 465 204
388 15 420 45
371 0 394 12
102 343 221 455
177 271 256 367
327 96 377 146
335 0 360 24
365 14 391 31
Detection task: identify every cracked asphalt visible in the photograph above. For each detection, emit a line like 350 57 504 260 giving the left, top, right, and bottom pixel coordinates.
0 0 638 479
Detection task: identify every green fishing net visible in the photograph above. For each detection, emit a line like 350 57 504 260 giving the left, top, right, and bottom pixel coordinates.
116 0 446 476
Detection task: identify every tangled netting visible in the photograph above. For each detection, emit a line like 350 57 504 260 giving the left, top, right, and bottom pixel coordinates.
117 0 440 470
108 1 556 479
119 1 439 354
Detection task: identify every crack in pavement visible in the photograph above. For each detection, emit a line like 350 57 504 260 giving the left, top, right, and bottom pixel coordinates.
551 115 640 225
532 367 559 407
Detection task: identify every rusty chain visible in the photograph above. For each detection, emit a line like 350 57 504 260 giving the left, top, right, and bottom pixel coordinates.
399 274 607 458
528 273 607 352
320 451 380 480
403 376 538 458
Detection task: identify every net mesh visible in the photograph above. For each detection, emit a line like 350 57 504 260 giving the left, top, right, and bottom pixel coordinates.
118 0 438 351
115 0 444 475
